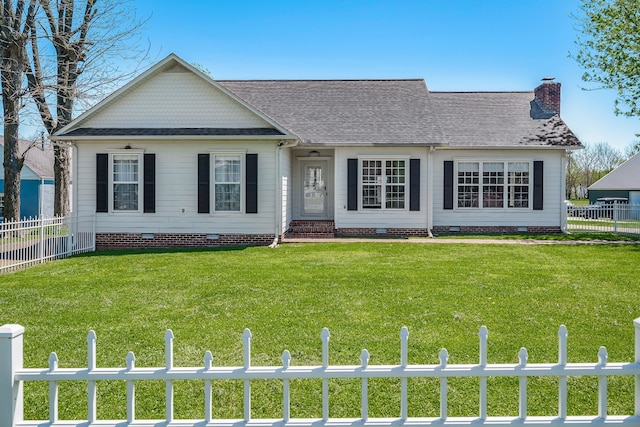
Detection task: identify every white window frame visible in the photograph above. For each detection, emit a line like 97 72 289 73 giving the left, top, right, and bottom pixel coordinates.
108 150 144 214
454 160 532 210
358 156 408 211
211 152 245 214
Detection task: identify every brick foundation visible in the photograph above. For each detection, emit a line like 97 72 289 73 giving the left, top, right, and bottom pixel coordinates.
335 228 431 237
96 233 275 250
431 225 563 235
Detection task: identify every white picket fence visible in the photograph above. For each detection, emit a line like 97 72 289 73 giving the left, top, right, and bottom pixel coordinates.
2 319 640 427
0 214 95 273
567 203 640 235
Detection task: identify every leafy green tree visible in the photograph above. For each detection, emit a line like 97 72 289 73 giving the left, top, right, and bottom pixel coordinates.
573 0 640 117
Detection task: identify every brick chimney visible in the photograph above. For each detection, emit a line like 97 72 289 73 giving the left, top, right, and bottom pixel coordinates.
534 77 561 116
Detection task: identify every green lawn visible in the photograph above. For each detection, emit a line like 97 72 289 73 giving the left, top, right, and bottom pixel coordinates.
2 242 639 420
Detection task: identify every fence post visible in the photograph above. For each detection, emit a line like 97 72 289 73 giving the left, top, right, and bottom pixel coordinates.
0 324 25 427
634 317 640 416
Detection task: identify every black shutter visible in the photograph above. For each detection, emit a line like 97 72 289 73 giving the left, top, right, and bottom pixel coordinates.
96 154 108 213
143 154 155 213
347 158 358 211
197 154 210 213
443 160 454 210
533 160 544 210
246 153 258 214
409 159 420 211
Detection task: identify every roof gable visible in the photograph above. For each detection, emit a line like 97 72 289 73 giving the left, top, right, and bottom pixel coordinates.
0 136 54 179
589 152 640 190
55 54 289 138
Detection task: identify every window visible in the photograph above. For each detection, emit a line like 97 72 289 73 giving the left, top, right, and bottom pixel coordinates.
112 154 141 211
457 162 479 208
198 153 258 214
508 162 530 208
361 159 406 209
214 155 241 212
456 161 530 209
0 193 4 217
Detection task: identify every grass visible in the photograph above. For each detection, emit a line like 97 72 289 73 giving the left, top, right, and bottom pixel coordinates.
433 231 640 241
1 242 640 420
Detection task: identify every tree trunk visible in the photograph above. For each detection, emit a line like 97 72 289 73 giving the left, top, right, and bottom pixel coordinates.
53 144 71 215
1 49 25 221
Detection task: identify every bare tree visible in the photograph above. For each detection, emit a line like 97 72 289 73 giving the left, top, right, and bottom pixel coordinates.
1 0 36 221
567 142 624 199
25 0 147 215
624 140 640 158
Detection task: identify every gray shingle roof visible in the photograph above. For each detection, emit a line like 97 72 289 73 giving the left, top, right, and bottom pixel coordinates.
62 128 284 137
429 91 581 147
0 135 54 179
589 152 640 190
218 79 445 146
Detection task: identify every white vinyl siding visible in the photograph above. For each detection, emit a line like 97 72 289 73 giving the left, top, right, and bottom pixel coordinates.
76 140 279 234
433 150 564 228
81 68 272 129
334 147 426 229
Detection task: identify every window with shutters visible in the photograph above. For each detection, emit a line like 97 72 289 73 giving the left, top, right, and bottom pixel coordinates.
361 159 406 210
455 161 530 209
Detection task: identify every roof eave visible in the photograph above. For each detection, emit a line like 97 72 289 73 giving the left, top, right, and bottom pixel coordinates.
434 144 582 150
51 134 299 142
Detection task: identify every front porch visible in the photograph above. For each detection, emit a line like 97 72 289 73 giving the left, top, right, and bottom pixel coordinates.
285 220 335 238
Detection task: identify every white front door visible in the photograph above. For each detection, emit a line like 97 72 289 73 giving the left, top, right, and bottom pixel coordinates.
302 161 328 217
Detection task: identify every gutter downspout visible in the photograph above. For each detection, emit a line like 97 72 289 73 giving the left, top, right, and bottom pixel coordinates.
427 146 434 238
70 142 78 217
561 150 569 234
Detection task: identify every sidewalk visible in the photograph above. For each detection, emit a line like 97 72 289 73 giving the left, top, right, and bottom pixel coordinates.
281 236 640 245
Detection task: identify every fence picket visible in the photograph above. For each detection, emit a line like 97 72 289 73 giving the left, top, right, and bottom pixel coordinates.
400 326 409 421
165 329 174 422
243 328 252 421
479 326 489 420
598 346 608 418
126 351 135 422
518 347 528 420
321 327 330 421
439 348 449 420
87 331 97 423
282 350 291 422
48 352 58 423
558 325 568 419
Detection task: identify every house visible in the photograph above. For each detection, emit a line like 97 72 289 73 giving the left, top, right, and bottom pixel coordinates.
588 152 640 204
0 136 54 220
51 54 582 249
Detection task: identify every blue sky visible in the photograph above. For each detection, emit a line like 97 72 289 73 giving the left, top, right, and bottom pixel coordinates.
130 0 637 150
